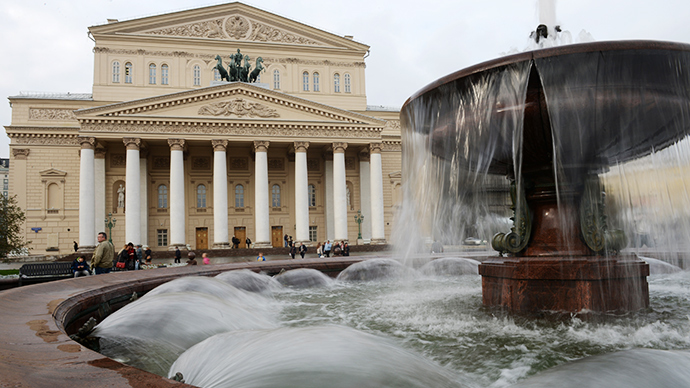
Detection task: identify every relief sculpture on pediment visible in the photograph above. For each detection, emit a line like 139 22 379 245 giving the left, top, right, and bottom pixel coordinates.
198 98 280 118
247 21 320 45
224 15 251 39
147 19 225 38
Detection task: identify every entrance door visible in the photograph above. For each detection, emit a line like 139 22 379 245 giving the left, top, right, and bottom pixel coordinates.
196 228 208 250
234 227 246 248
271 226 283 248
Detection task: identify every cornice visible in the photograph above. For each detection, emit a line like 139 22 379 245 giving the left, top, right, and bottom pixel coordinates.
8 133 80 146
75 83 383 125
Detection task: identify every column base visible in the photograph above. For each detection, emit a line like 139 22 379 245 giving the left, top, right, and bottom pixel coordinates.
77 246 96 254
370 238 387 245
212 243 231 249
253 242 272 249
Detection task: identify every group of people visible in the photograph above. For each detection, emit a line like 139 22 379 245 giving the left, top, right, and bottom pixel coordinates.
113 242 153 271
174 247 211 265
231 236 253 249
315 240 349 258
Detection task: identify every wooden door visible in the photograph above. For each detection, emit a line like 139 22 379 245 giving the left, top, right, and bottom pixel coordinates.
196 228 208 250
271 226 283 248
234 227 246 248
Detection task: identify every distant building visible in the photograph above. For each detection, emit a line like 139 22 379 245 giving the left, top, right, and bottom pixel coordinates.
0 158 8 198
5 3 402 254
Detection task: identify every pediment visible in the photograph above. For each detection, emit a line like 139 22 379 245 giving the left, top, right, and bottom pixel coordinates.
89 3 368 51
39 168 67 177
75 83 385 126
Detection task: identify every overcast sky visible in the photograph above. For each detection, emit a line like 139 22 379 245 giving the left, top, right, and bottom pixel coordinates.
2 0 690 158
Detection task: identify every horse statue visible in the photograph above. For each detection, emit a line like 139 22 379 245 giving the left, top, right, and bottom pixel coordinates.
249 57 264 83
214 55 230 82
228 53 239 82
239 54 251 82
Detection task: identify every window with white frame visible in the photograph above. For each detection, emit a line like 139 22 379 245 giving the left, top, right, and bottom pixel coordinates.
235 184 244 208
273 69 280 89
334 73 340 92
196 184 207 208
112 61 120 83
213 68 221 81
303 71 309 91
344 73 351 93
157 185 168 208
124 62 133 84
193 65 201 86
161 64 169 85
309 226 318 242
149 64 156 84
313 72 320 92
157 229 168 246
271 184 281 207
308 184 316 207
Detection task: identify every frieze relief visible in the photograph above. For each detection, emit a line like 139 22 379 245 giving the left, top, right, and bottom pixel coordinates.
198 98 280 118
144 15 322 46
192 156 211 170
382 141 402 152
345 157 356 170
384 120 401 130
307 158 320 172
110 154 126 168
230 158 248 170
268 158 284 171
8 134 79 146
29 108 77 121
153 156 171 170
82 123 381 139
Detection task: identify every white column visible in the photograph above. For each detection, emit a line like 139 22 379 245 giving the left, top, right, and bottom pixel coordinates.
254 141 271 248
169 139 186 248
212 139 230 248
333 142 348 242
325 152 335 241
94 147 106 239
359 148 372 243
78 137 96 251
370 143 386 244
139 150 148 247
124 138 141 245
294 141 310 244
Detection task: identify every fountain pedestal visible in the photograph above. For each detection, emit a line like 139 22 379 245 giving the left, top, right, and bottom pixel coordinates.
480 255 649 313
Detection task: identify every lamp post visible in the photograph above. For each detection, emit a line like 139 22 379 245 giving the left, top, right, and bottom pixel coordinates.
354 210 364 243
104 213 117 243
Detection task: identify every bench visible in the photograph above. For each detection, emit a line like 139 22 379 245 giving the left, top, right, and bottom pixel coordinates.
19 262 75 286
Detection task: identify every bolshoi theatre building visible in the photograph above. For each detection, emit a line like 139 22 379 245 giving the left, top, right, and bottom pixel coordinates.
5 2 402 254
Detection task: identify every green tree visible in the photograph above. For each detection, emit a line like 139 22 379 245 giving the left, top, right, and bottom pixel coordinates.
0 195 31 259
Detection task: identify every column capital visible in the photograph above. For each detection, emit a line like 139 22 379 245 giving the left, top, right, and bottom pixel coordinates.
123 137 141 150
254 140 270 153
359 147 370 161
168 138 186 151
212 139 229 152
79 137 96 150
12 148 30 160
94 146 107 159
370 142 383 154
294 141 310 153
332 142 348 153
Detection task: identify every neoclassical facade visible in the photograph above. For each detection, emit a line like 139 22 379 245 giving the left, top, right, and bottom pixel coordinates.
5 3 402 253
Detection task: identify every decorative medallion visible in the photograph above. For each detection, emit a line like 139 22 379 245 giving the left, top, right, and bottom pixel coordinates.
198 98 280 118
153 156 170 170
307 158 320 171
230 158 248 170
268 158 284 171
110 154 126 168
224 15 251 39
192 157 211 170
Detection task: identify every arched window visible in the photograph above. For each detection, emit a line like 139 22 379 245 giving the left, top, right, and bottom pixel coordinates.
313 72 320 92
193 65 201 86
149 64 157 84
271 184 281 207
112 61 120 83
161 64 169 85
333 73 340 93
213 68 221 81
235 184 245 208
344 73 351 93
273 69 280 89
157 185 168 208
302 71 309 91
308 184 316 207
124 62 133 84
196 184 207 208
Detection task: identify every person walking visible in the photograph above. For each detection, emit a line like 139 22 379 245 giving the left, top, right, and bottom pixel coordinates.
284 234 288 247
73 241 78 252
174 246 181 263
324 240 332 257
246 237 252 249
299 242 307 259
91 232 115 275
71 256 90 277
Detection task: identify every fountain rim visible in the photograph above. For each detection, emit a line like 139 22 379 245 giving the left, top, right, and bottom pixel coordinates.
402 39 690 109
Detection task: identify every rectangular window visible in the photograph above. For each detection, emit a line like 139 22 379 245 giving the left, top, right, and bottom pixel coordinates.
303 72 309 91
161 65 169 85
149 64 156 84
309 226 318 242
157 229 168 247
